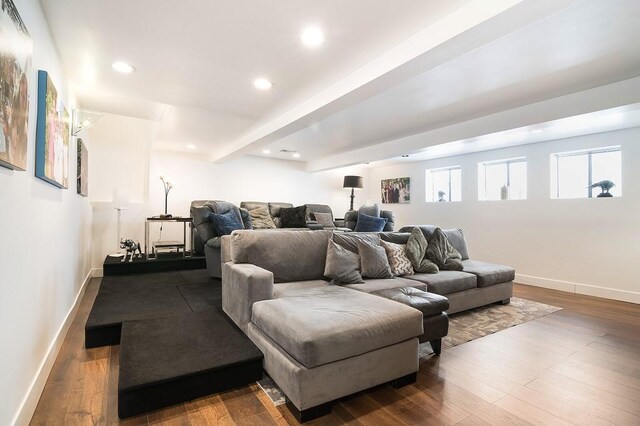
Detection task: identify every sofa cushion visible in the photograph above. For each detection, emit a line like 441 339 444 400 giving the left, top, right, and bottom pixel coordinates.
370 287 450 317
251 285 423 368
231 230 331 283
461 260 515 288
333 233 380 254
380 240 414 276
343 277 426 293
356 239 393 279
324 239 363 284
408 271 477 295
273 280 330 298
248 206 276 229
354 212 387 232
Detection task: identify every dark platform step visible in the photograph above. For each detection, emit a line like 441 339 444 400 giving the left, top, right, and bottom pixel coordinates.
85 270 218 348
118 309 263 418
103 253 206 276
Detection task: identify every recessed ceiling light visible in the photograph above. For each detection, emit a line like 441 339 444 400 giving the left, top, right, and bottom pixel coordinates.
111 61 135 73
531 128 545 134
262 149 271 154
253 78 273 90
301 26 324 47
292 152 301 158
187 144 196 150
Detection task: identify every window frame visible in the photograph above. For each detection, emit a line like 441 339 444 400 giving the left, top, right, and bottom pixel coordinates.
478 157 527 201
552 146 621 199
425 165 461 203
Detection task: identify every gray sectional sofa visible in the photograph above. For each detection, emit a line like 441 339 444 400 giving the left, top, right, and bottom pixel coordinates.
220 227 514 420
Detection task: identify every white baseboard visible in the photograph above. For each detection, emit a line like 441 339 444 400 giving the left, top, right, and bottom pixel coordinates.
516 273 640 305
93 267 104 278
12 269 94 426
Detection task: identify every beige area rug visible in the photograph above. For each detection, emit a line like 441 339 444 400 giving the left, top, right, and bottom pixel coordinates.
258 297 561 406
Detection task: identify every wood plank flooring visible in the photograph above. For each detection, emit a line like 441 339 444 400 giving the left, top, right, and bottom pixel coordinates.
30 280 640 425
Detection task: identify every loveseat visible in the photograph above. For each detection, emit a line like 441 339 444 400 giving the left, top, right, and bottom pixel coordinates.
221 228 514 420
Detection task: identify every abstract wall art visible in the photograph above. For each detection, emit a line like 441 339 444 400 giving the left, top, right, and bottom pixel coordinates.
35 70 69 188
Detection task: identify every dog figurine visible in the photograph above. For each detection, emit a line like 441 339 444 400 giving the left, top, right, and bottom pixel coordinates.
120 238 142 263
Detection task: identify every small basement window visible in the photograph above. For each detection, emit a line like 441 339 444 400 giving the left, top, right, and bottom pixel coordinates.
425 166 461 202
478 157 527 200
551 146 621 199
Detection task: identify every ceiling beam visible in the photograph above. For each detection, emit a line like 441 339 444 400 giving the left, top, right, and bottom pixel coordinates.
211 0 579 163
305 76 640 171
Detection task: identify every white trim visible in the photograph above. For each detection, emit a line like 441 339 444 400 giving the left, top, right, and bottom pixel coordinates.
516 273 640 305
93 267 104 278
12 269 94 426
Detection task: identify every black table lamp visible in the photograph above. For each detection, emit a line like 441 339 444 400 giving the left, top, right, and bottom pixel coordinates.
343 175 363 211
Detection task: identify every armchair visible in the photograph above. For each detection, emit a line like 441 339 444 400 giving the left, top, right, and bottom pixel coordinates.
344 206 395 232
190 200 252 278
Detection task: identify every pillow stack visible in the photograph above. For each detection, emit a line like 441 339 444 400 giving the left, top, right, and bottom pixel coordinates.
404 227 463 273
325 233 416 284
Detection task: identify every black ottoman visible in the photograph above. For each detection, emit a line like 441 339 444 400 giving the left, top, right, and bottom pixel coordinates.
118 309 263 418
371 287 449 354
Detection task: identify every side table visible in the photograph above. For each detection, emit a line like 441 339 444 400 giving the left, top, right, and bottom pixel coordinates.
144 217 194 260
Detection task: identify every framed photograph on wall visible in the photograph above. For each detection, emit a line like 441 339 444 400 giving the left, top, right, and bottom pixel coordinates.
77 138 88 196
381 177 410 204
35 70 70 188
0 0 33 170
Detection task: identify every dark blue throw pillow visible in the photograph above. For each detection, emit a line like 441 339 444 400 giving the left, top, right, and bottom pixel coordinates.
209 210 244 236
354 212 388 232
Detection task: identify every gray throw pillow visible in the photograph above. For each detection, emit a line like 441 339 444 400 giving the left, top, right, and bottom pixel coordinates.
333 233 381 254
426 228 463 271
313 212 336 229
356 239 393 279
249 206 276 229
324 240 364 284
405 228 439 274
358 203 381 218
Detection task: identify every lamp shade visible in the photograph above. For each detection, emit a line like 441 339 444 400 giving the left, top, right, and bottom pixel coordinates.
343 175 363 189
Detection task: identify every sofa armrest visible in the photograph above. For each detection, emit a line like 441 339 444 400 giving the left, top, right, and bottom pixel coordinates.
381 210 395 232
222 262 274 332
306 220 324 230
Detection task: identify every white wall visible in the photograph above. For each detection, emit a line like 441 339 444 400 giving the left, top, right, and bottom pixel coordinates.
367 128 640 303
0 0 93 424
87 114 370 268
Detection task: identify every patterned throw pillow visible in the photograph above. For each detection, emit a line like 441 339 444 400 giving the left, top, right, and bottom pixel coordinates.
280 205 307 228
380 240 414 276
249 206 276 229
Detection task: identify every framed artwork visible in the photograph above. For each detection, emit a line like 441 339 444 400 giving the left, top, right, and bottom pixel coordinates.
381 177 411 204
0 0 32 170
35 70 69 188
77 138 88 196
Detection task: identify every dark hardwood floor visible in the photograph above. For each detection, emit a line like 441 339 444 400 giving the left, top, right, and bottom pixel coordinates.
30 279 640 425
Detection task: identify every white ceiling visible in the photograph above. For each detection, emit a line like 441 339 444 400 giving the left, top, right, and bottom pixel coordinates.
41 0 640 170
